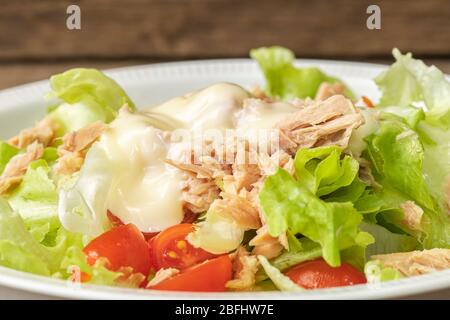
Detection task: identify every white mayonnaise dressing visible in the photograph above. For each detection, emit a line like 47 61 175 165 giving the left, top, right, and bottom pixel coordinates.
59 111 184 235
102 112 184 233
60 83 303 239
235 99 300 131
151 83 250 130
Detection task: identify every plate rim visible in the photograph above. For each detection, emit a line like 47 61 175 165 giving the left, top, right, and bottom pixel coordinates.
0 264 449 300
0 58 389 104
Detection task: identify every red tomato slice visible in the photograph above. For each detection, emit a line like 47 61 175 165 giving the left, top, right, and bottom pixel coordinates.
150 255 232 292
285 258 367 289
107 210 124 227
151 224 215 270
83 224 151 275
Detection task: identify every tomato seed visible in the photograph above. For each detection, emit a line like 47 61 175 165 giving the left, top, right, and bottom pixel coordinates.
167 251 178 259
176 240 187 250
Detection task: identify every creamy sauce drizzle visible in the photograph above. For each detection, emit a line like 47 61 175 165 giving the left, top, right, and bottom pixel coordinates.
102 112 184 232
60 83 302 235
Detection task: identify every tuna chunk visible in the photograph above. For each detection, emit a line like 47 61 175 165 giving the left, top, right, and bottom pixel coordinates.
226 247 260 291
179 172 220 214
249 225 286 259
146 268 180 287
372 249 450 277
400 201 423 231
0 142 44 194
167 95 363 258
275 95 364 155
166 159 223 214
9 117 58 149
209 192 261 229
54 121 106 175
315 82 346 101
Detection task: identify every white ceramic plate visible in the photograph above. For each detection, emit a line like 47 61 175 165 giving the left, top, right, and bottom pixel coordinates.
0 59 449 299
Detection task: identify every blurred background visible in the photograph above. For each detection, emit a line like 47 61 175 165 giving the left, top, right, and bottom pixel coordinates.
0 0 449 90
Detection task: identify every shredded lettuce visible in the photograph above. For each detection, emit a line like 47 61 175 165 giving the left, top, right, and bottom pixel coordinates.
47 68 135 135
251 46 353 99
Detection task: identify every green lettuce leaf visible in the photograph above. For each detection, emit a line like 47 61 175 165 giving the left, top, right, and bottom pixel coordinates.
6 160 59 242
360 222 419 258
418 122 450 215
365 119 435 211
259 168 373 266
257 255 303 291
365 119 450 248
325 178 366 203
294 146 360 197
42 147 59 164
48 68 135 135
251 46 353 99
0 198 53 275
379 106 425 129
267 246 322 276
364 260 403 283
255 243 322 283
0 142 19 175
373 51 450 243
0 196 88 276
0 198 143 287
58 246 125 286
375 48 450 128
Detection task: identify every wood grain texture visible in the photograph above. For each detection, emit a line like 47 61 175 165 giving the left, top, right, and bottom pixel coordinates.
1 0 449 60
1 0 449 90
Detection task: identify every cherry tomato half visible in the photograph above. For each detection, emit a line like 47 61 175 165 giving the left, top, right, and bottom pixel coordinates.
149 255 232 292
151 224 216 270
83 224 151 275
285 258 367 289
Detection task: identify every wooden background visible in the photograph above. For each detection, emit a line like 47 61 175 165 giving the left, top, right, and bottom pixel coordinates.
0 0 449 89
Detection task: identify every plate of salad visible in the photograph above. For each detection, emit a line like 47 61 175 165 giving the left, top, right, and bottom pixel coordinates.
0 47 449 299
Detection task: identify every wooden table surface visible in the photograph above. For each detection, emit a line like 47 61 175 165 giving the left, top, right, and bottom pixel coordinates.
1 0 449 89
